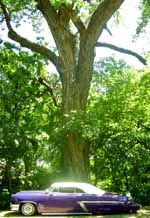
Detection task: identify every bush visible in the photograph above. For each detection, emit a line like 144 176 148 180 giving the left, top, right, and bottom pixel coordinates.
0 189 10 209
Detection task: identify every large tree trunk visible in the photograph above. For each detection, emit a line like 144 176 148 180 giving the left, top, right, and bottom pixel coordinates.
60 51 94 181
48 11 95 180
64 133 89 181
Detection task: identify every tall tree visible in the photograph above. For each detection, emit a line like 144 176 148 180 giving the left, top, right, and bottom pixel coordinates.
0 0 147 181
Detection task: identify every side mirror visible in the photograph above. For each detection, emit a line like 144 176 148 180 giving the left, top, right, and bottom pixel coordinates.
45 188 50 194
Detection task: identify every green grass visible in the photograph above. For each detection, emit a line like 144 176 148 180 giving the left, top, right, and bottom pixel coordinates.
0 210 150 218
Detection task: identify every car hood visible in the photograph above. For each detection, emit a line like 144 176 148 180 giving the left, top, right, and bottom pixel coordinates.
12 191 46 197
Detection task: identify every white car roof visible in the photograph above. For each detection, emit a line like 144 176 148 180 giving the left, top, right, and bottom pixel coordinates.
51 182 105 194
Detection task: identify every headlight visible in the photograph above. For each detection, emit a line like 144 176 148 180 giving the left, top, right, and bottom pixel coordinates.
11 197 19 204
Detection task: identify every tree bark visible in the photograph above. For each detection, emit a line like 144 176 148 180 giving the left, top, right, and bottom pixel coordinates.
63 133 89 181
60 63 92 181
5 161 12 194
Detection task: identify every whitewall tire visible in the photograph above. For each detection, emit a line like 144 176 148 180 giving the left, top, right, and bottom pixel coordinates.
21 203 36 216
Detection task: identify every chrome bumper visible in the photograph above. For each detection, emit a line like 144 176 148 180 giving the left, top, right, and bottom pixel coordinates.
10 204 20 211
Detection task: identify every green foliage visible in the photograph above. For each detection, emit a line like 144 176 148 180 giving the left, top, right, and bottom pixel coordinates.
0 190 10 209
0 43 62 203
87 58 150 205
51 0 71 9
136 0 150 35
1 42 150 206
3 0 36 10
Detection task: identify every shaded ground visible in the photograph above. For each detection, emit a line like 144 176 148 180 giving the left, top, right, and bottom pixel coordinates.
0 210 150 218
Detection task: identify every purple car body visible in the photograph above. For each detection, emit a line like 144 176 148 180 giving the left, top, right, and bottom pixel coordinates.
11 182 140 216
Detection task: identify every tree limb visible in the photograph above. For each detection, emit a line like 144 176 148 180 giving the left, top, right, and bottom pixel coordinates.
86 0 124 47
70 11 86 35
96 42 147 65
8 31 60 70
38 77 58 107
36 0 75 69
35 0 58 33
0 0 60 71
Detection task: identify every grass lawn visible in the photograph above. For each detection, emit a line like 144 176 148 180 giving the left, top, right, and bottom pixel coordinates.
0 210 150 218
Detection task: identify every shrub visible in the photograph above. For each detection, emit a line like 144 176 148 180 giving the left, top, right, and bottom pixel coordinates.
0 189 10 209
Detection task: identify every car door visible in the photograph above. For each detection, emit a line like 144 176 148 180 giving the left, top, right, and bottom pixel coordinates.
76 193 99 214
44 187 82 213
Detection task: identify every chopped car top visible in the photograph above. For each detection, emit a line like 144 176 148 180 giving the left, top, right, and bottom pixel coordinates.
50 182 105 194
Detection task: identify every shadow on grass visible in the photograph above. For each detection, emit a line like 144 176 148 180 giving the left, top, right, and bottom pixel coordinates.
1 210 150 218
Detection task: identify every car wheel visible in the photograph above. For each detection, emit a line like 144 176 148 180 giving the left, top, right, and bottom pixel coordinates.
21 203 36 216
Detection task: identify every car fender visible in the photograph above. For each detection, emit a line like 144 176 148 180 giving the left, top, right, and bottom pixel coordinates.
19 201 38 211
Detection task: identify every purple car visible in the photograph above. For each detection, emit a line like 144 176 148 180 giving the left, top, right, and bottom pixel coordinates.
11 182 140 216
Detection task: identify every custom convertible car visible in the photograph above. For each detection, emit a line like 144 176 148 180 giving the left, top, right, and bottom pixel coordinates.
11 182 140 216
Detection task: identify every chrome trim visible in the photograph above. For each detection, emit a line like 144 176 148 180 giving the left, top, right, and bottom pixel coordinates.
78 202 89 212
42 212 92 215
79 201 125 205
10 204 20 211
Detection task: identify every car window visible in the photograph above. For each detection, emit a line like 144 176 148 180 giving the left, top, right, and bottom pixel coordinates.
59 187 75 193
75 188 85 193
51 187 85 193
51 187 59 192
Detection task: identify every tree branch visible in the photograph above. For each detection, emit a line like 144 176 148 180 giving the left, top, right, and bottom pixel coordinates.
8 31 60 70
96 42 147 65
0 0 60 71
36 0 75 69
35 0 58 32
70 11 86 35
86 0 124 47
38 77 58 107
